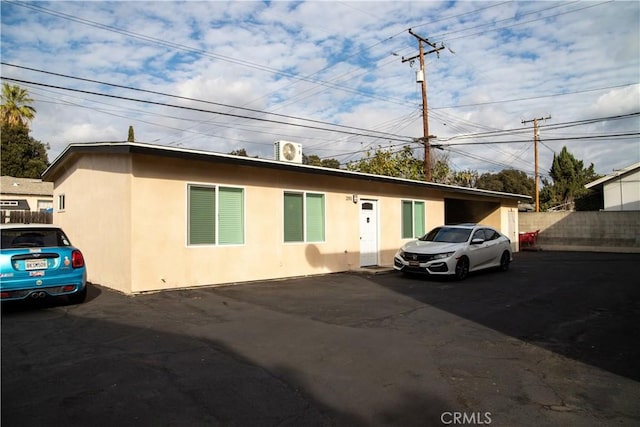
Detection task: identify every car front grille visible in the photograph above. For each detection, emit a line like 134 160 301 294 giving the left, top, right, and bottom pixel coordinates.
401 252 438 263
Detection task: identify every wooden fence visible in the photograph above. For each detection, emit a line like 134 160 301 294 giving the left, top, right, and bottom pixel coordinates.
1 210 53 224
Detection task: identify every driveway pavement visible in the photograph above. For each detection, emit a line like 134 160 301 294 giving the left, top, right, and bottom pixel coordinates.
2 251 639 426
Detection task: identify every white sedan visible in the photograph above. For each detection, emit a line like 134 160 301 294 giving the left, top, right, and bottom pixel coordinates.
393 224 512 280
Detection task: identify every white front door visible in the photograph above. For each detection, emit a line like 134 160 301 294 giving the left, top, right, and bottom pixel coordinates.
360 200 378 266
508 210 517 252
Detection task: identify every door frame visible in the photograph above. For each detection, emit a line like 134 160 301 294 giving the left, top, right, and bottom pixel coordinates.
359 199 379 267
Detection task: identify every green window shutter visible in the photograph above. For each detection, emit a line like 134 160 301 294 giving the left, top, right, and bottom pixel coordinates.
218 187 244 245
189 186 215 245
284 192 303 242
413 202 425 237
401 200 413 238
306 193 325 242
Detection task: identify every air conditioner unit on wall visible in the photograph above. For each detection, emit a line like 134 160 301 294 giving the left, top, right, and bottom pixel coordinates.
274 140 303 164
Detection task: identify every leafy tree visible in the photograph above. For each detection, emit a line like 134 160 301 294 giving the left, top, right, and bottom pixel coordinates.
476 169 535 197
430 150 452 184
1 124 49 178
450 169 479 188
127 125 135 142
228 148 260 158
1 84 49 178
345 145 466 183
303 154 341 169
540 146 599 210
229 148 249 157
347 145 424 180
1 83 36 130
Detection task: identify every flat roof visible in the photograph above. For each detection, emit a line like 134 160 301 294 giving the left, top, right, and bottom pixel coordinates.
42 141 531 201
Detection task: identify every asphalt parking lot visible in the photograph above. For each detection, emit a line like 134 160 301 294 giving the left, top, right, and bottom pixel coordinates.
2 251 639 426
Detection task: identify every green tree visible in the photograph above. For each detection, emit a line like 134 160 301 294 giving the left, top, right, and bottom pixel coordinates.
347 145 424 180
228 148 261 158
1 84 49 178
430 150 452 184
127 125 135 142
476 169 535 197
1 83 36 130
229 148 249 157
303 154 341 169
450 169 479 188
1 124 49 178
540 146 599 210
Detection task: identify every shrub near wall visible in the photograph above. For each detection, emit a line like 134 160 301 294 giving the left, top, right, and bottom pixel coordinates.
519 211 640 253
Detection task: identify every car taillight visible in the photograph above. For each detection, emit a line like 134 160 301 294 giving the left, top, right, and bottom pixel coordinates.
72 250 84 268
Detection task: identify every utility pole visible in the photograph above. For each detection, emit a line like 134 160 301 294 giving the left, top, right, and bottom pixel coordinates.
522 115 551 212
402 29 444 182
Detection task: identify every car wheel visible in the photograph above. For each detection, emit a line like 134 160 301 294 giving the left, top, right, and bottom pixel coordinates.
454 257 469 281
499 251 510 272
67 286 87 305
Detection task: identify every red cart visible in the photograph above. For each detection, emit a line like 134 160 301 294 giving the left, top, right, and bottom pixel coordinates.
519 230 540 251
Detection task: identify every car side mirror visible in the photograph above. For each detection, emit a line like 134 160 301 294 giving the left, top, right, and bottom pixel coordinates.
471 238 484 245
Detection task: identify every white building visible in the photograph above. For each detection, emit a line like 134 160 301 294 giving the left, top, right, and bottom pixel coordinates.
585 162 640 211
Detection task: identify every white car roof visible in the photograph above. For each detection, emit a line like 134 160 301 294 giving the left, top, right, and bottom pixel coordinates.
0 224 62 230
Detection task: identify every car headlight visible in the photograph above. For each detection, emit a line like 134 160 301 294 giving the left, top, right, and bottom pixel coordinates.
397 249 405 258
432 251 454 260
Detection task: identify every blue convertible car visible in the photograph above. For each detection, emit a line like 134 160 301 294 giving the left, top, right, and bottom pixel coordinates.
0 224 87 304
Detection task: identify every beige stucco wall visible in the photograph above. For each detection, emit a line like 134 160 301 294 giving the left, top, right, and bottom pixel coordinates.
127 154 454 292
52 154 133 293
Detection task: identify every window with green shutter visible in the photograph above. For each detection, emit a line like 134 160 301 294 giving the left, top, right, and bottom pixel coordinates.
218 187 244 245
188 184 244 246
189 186 216 245
284 191 325 243
413 201 425 237
401 200 426 239
306 193 325 242
284 192 304 242
401 200 413 239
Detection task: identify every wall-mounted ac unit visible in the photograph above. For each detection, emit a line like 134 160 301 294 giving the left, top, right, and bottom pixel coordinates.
274 140 303 164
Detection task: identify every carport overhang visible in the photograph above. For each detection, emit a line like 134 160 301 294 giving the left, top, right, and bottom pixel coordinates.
445 196 505 225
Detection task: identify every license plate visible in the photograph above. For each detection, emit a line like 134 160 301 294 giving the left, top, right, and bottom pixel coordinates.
409 261 420 267
25 259 48 270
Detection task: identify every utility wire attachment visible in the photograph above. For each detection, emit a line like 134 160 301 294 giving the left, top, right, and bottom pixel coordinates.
401 29 448 181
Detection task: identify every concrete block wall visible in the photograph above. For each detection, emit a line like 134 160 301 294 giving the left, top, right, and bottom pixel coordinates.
519 211 640 253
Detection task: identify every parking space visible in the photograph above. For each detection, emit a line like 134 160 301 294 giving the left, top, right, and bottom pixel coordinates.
2 252 639 426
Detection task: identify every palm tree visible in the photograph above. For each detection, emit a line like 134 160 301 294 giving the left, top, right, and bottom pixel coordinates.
1 83 37 129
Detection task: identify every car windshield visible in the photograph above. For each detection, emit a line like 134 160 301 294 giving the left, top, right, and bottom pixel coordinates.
419 227 472 243
0 228 71 249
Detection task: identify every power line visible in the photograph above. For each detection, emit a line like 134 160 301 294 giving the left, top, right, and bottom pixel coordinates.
5 1 413 110
433 83 638 111
6 74 636 165
439 1 612 42
2 63 415 141
439 112 640 141
9 0 633 118
434 132 640 147
1 76 417 144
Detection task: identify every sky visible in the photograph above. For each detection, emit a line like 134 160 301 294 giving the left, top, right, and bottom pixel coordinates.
1 0 639 180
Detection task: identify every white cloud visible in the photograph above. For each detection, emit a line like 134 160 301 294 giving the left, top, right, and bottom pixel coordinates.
1 0 638 175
